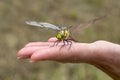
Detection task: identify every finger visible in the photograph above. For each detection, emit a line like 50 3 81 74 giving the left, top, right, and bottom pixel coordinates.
17 46 49 59
25 42 53 47
30 47 64 62
47 37 58 42
30 43 92 63
30 43 77 62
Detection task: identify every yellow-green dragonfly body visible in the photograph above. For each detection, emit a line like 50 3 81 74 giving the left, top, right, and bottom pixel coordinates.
26 16 106 48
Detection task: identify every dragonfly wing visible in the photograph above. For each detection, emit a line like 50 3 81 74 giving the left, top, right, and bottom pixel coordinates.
25 21 61 31
70 15 106 34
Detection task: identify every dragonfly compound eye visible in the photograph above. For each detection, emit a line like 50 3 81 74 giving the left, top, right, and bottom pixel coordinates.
64 30 69 37
56 34 63 41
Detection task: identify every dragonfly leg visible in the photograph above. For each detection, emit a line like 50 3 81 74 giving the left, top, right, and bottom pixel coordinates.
55 40 60 46
51 39 72 50
59 40 66 50
65 39 72 49
51 40 60 47
59 39 72 50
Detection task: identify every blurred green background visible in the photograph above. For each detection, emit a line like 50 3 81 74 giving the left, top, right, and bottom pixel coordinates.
0 0 120 80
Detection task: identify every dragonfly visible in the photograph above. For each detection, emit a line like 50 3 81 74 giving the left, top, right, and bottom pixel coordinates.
25 15 106 49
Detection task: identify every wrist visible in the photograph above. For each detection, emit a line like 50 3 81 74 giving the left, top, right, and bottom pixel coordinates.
90 41 120 79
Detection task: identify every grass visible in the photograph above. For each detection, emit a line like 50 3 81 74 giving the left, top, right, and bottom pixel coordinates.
0 0 120 80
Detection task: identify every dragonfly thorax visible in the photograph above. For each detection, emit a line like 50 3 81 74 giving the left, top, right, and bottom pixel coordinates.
56 30 70 41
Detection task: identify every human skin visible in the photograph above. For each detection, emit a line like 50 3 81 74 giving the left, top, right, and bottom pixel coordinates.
17 37 120 80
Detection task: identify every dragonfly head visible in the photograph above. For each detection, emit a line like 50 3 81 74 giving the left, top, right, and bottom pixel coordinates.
56 29 70 41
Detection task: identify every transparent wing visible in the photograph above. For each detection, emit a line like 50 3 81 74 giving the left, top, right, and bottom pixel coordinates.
70 15 106 34
26 21 62 31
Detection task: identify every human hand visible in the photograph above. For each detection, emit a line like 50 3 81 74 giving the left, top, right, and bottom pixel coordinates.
17 37 97 63
17 37 120 79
